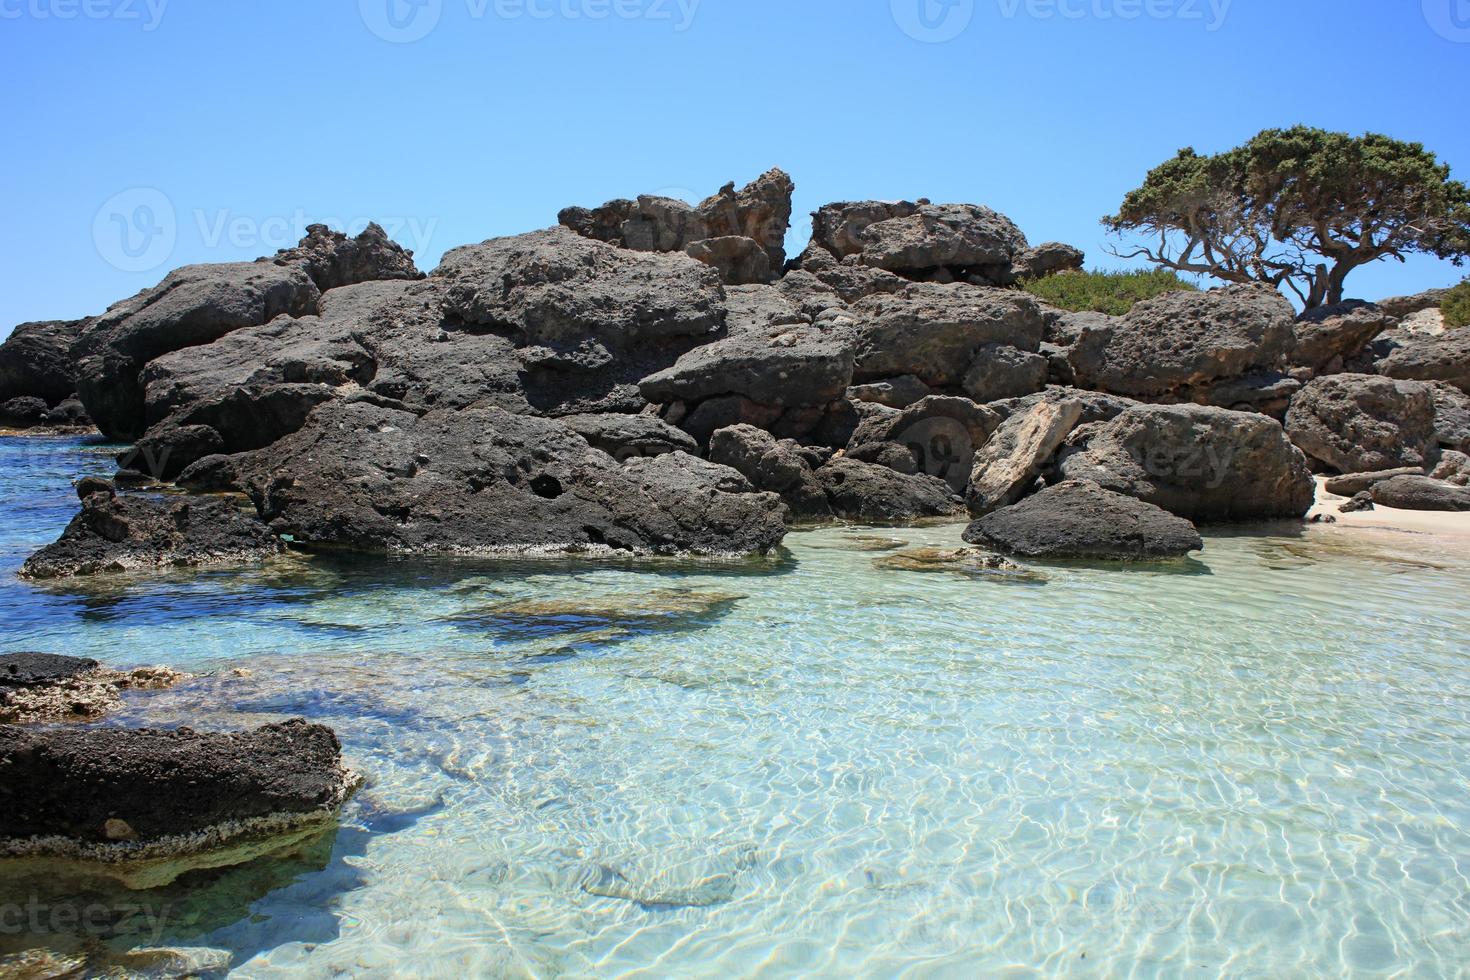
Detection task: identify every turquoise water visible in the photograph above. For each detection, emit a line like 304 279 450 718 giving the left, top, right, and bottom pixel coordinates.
2 435 1469 978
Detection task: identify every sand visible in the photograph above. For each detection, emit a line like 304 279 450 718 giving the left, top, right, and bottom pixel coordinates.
1309 476 1470 545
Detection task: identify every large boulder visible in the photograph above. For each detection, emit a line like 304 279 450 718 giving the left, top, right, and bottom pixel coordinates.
1376 288 1450 320
1058 404 1315 522
1010 242 1085 281
1430 381 1470 452
236 400 786 556
963 480 1203 560
708 424 832 520
1291 300 1391 373
855 395 1002 493
846 282 1045 388
807 201 1028 283
1285 374 1438 473
985 386 1138 425
1370 474 1470 511
1066 284 1295 398
813 457 962 522
20 489 285 579
0 319 88 406
561 413 699 460
1323 467 1426 497
966 399 1083 516
1375 326 1470 394
638 285 854 409
961 341 1050 402
0 719 360 886
270 222 423 292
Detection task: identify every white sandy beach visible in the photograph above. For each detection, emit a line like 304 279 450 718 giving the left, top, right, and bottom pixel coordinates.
1310 475 1470 545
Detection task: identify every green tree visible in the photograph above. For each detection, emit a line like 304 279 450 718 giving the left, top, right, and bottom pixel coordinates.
1104 127 1470 309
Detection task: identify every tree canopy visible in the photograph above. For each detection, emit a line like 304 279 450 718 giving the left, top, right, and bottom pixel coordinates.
1103 126 1470 309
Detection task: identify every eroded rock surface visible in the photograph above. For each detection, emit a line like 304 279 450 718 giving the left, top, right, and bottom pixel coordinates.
964 480 1203 560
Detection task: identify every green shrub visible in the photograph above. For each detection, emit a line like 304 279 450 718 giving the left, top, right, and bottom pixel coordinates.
1020 268 1199 316
1443 279 1470 328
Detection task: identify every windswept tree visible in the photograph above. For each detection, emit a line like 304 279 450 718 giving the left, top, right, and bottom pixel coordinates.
1103 126 1470 309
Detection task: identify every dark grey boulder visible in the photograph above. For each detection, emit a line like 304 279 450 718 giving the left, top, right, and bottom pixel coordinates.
1374 326 1470 394
20 491 285 579
270 222 422 292
121 423 225 482
846 282 1045 387
854 203 1028 279
1370 475 1470 511
1291 300 1390 373
963 480 1203 560
0 653 100 687
1010 242 1085 281
1067 284 1295 398
1376 288 1450 319
0 319 88 406
961 341 1050 402
985 386 1138 426
1429 381 1470 452
847 375 932 409
1285 374 1438 473
561 413 699 460
861 395 1002 493
1339 492 1375 514
0 719 359 862
1195 371 1302 418
1058 403 1315 522
708 424 832 521
685 236 771 285
236 400 786 557
814 457 962 522
1323 467 1426 497
1 396 49 428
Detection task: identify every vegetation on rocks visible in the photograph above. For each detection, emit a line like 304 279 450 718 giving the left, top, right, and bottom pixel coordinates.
1020 268 1197 316
1444 279 1470 328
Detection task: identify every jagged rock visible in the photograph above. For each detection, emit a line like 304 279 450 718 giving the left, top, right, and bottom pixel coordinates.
684 236 771 285
1376 288 1450 319
1291 300 1391 373
1 396 49 428
123 423 225 482
963 480 1203 560
814 457 962 522
1010 242 1085 281
270 222 422 292
809 201 920 259
1339 491 1376 514
1067 284 1295 398
20 492 285 579
1285 374 1438 473
1195 371 1301 417
0 719 360 885
962 341 1049 402
1370 474 1470 511
1431 449 1470 486
639 285 853 409
0 319 88 406
1057 404 1315 522
41 397 92 429
560 169 794 272
708 424 831 520
561 413 699 460
175 454 243 493
780 247 909 307
0 653 183 725
857 395 1002 493
1429 381 1470 451
1323 467 1426 497
847 282 1045 387
847 375 931 409
985 386 1138 425
236 400 786 556
966 400 1083 515
1374 327 1470 393
845 441 919 473
808 201 1028 282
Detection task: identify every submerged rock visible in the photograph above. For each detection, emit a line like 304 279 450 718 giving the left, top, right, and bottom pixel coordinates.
456 589 745 642
20 491 285 580
963 480 1203 560
0 653 184 724
872 547 1047 581
0 719 361 888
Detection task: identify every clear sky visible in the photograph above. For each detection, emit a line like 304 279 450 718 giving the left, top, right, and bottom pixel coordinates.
1 0 1466 334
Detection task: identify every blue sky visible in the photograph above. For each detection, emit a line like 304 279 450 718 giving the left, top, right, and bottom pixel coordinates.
1 0 1466 334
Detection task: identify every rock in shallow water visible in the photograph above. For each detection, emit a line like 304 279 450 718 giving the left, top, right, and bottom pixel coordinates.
963 480 1203 560
0 719 361 888
0 653 183 724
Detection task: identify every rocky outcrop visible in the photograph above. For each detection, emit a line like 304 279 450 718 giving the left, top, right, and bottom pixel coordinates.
813 457 962 522
0 653 183 725
0 319 88 408
847 282 1045 388
0 719 360 885
1065 284 1296 399
852 395 1001 493
708 424 832 520
1374 327 1470 393
963 480 1203 560
559 169 794 280
807 201 1030 284
1430 381 1470 452
1010 242 1085 281
966 399 1083 515
985 386 1138 425
961 341 1050 402
236 400 786 556
1058 404 1315 522
1285 374 1438 473
1376 288 1449 320
561 413 699 460
271 222 422 292
1290 300 1391 373
20 487 285 579
1370 474 1470 511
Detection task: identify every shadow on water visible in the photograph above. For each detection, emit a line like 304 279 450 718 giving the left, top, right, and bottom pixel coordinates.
0 796 446 978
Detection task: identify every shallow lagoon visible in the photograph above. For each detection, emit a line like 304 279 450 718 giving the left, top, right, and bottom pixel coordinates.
2 436 1468 977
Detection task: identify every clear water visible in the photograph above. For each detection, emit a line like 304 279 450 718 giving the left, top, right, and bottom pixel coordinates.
2 435 1469 978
